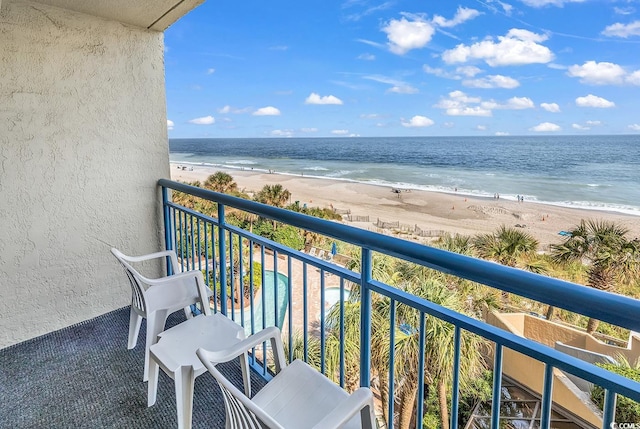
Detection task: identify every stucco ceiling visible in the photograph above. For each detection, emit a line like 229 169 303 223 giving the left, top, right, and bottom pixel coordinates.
25 0 204 31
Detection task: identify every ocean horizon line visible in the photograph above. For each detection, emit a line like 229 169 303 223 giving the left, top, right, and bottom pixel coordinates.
169 134 640 140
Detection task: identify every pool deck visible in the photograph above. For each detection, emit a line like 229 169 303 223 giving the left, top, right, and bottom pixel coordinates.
258 252 346 338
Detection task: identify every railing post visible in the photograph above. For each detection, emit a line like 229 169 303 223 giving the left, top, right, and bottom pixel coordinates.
218 204 227 315
360 248 372 388
162 186 173 276
603 389 617 429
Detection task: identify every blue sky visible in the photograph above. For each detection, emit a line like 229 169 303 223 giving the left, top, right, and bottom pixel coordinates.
165 0 640 138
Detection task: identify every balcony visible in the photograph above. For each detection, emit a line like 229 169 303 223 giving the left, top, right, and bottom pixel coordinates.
3 179 640 428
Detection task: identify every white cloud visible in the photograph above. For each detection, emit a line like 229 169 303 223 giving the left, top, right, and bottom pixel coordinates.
628 124 640 131
401 115 435 127
627 70 640 85
481 96 535 110
505 28 548 43
188 115 215 125
495 131 510 136
423 66 458 79
572 123 590 130
602 20 640 38
343 1 394 22
423 65 485 81
540 102 561 112
447 90 481 104
450 106 493 116
331 129 350 135
499 2 514 15
435 91 535 117
463 74 520 89
530 122 561 132
382 14 435 55
360 113 384 119
270 129 294 137
442 28 553 66
505 96 535 109
575 94 615 108
364 75 418 94
519 0 586 7
167 119 174 130
357 53 376 60
443 121 455 128
432 7 481 28
614 7 635 16
305 93 344 105
586 120 602 126
434 90 492 116
253 106 281 116
476 125 487 131
456 66 482 77
567 61 626 85
388 85 419 94
206 68 216 74
300 127 318 133
218 105 252 114
357 38 386 49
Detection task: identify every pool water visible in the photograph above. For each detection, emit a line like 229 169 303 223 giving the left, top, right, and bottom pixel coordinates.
324 287 351 314
233 270 289 336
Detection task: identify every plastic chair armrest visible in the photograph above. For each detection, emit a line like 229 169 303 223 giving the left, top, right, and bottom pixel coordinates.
197 326 286 372
311 388 375 429
117 250 180 274
117 249 174 263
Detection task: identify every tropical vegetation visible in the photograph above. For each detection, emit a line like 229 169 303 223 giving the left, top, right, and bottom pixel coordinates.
171 172 640 428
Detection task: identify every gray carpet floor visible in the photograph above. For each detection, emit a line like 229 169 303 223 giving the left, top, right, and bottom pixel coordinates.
0 307 266 428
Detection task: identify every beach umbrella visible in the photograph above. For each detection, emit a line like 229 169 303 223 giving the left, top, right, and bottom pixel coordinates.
331 242 337 256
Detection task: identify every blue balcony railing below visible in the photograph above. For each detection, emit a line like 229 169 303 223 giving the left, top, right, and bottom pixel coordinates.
160 178 640 429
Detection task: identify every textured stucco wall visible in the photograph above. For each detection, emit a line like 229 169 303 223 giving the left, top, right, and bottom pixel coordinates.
0 1 169 347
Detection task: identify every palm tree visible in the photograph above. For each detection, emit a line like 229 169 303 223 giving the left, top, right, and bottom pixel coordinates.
325 254 487 429
472 225 544 305
255 184 292 228
255 184 291 208
388 275 487 429
436 233 474 256
551 219 640 334
472 225 540 268
203 171 238 194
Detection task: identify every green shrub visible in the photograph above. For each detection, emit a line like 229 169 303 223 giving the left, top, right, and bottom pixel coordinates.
592 360 640 423
273 225 305 251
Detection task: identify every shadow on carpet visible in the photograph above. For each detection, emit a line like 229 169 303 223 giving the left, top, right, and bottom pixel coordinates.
0 307 266 429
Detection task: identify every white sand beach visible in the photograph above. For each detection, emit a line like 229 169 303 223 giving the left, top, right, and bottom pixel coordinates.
170 163 640 250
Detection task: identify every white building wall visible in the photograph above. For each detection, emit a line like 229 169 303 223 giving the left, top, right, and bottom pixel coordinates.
0 1 170 347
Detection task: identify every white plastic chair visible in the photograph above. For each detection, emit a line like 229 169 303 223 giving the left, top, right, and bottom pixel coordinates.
111 248 212 381
196 327 376 429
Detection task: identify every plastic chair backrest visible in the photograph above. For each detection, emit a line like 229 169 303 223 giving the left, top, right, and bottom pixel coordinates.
205 362 284 429
111 249 147 315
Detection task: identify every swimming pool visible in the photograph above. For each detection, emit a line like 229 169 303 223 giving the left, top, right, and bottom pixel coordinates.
324 287 351 315
232 270 289 336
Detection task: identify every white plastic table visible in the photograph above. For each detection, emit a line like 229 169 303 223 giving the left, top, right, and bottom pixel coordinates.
147 313 250 429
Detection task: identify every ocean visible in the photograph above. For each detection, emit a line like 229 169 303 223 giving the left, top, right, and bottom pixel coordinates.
169 135 640 216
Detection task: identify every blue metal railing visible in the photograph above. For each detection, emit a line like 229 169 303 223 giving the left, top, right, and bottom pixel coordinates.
159 178 640 429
